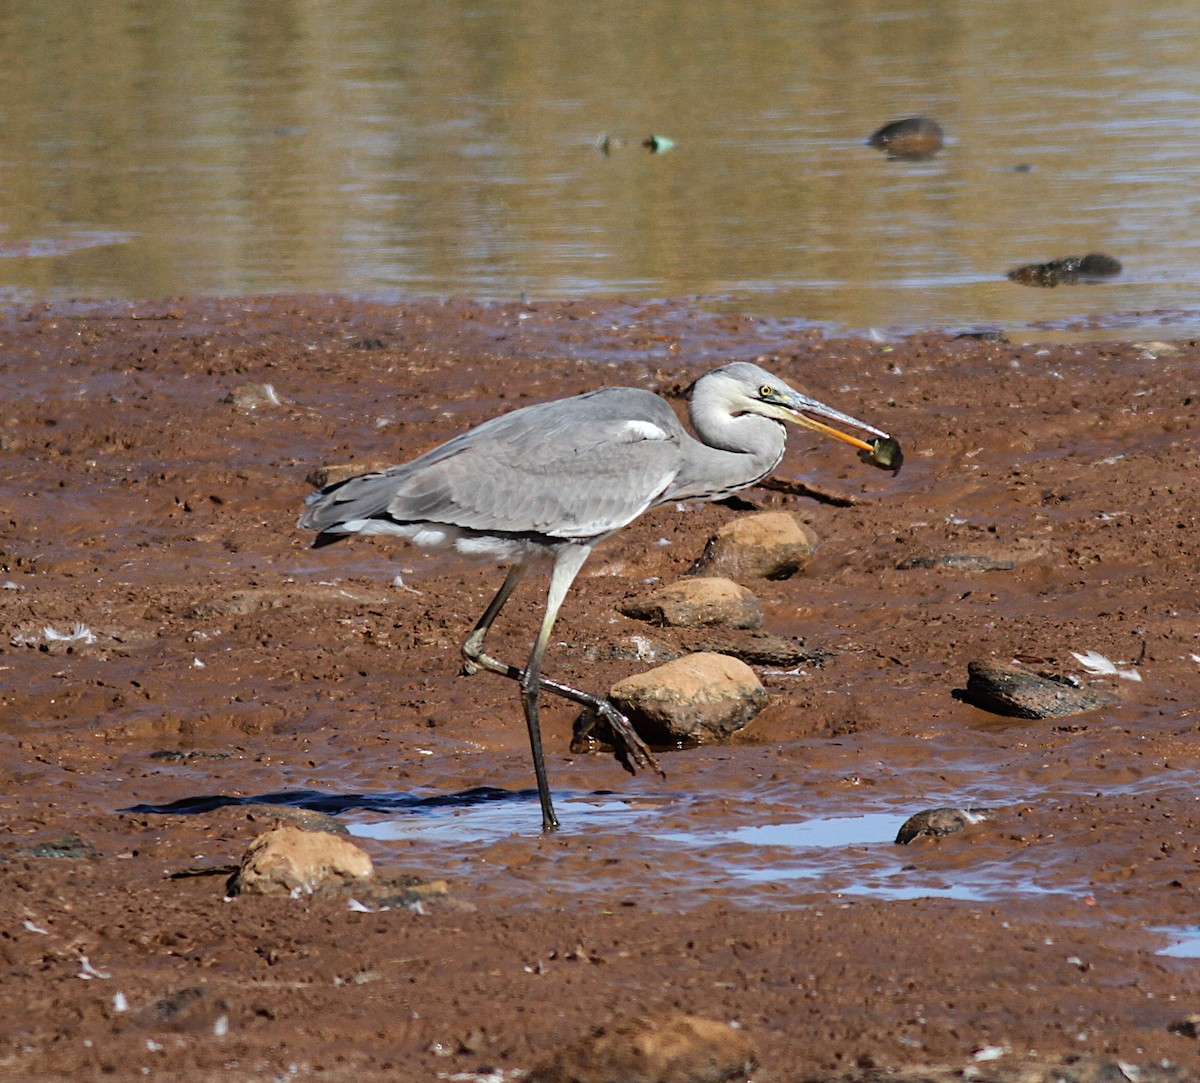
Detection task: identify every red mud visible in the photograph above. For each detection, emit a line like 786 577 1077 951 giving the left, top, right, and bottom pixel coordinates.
2 296 1200 1080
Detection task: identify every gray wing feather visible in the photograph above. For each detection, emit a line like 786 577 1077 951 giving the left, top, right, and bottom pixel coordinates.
300 388 686 539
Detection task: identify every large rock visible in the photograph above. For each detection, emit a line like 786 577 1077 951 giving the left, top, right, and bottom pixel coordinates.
961 659 1118 719
689 512 817 580
608 652 767 746
527 1012 756 1083
227 826 374 897
619 577 763 629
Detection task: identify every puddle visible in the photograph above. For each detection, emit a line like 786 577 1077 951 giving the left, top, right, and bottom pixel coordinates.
346 792 1058 905
349 791 669 845
1152 927 1200 959
660 812 900 851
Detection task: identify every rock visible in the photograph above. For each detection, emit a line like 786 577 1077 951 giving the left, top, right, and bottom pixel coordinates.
227 826 374 897
223 383 285 409
897 553 1015 572
620 577 763 630
241 803 351 836
1168 1014 1200 1038
527 1012 756 1083
689 512 817 581
361 875 475 913
305 460 394 489
895 806 995 845
606 652 768 746
1007 253 1122 288
960 659 1119 719
14 833 98 860
675 630 828 668
867 116 944 160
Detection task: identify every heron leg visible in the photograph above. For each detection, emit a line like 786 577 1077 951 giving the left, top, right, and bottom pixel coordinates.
461 563 530 677
462 563 627 720
517 546 595 832
460 554 663 829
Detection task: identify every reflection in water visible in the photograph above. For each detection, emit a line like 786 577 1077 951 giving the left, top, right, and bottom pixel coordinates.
3 0 1200 337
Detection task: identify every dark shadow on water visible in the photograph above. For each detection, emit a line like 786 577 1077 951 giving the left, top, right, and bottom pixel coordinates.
121 785 540 817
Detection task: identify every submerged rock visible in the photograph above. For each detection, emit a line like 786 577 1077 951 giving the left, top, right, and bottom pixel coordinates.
960 659 1119 719
527 1012 756 1083
604 652 768 747
1007 253 1122 288
689 511 817 581
868 116 944 160
619 577 764 630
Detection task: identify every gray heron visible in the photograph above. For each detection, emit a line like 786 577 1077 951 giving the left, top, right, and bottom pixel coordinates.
300 362 901 831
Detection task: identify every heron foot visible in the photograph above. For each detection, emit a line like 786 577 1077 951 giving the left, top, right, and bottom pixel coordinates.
572 699 664 779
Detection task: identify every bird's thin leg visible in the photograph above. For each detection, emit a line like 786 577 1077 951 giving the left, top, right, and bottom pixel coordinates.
461 549 662 831
518 546 595 831
460 559 663 789
460 563 530 677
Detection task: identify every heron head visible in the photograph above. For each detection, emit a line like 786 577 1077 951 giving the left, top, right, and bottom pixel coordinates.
700 362 903 472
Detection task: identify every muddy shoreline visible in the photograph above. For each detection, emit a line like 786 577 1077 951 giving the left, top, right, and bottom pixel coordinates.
2 296 1200 1080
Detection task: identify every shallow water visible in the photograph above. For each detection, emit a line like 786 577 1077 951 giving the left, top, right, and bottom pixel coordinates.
5 1 1200 338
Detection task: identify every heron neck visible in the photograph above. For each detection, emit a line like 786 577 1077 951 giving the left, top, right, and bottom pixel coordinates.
667 414 786 502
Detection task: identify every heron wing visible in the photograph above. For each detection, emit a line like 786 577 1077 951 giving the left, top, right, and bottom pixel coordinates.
300 388 686 540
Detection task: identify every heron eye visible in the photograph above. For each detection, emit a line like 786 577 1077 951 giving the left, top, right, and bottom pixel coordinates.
759 385 774 397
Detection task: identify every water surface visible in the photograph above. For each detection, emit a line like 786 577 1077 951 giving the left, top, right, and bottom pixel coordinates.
4 1 1200 338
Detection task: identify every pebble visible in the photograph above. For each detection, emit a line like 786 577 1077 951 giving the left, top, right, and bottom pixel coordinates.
674 630 828 668
526 1012 756 1083
223 383 286 409
897 553 1015 572
14 833 98 860
867 116 944 160
689 511 817 581
619 577 763 629
606 652 768 746
961 659 1119 719
305 459 394 489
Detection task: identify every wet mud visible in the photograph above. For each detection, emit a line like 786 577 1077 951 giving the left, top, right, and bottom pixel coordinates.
2 296 1200 1080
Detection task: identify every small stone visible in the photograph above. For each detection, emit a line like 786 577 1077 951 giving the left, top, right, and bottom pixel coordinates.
675 630 828 668
868 117 944 160
607 652 768 746
897 553 1015 572
15 833 98 860
1168 1015 1200 1038
241 804 351 836
961 659 1119 719
527 1012 756 1083
227 826 374 897
223 383 285 409
689 512 817 581
305 460 394 489
896 806 995 845
620 577 763 629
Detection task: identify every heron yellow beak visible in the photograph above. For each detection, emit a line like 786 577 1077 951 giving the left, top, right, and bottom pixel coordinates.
779 395 904 472
788 413 876 453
